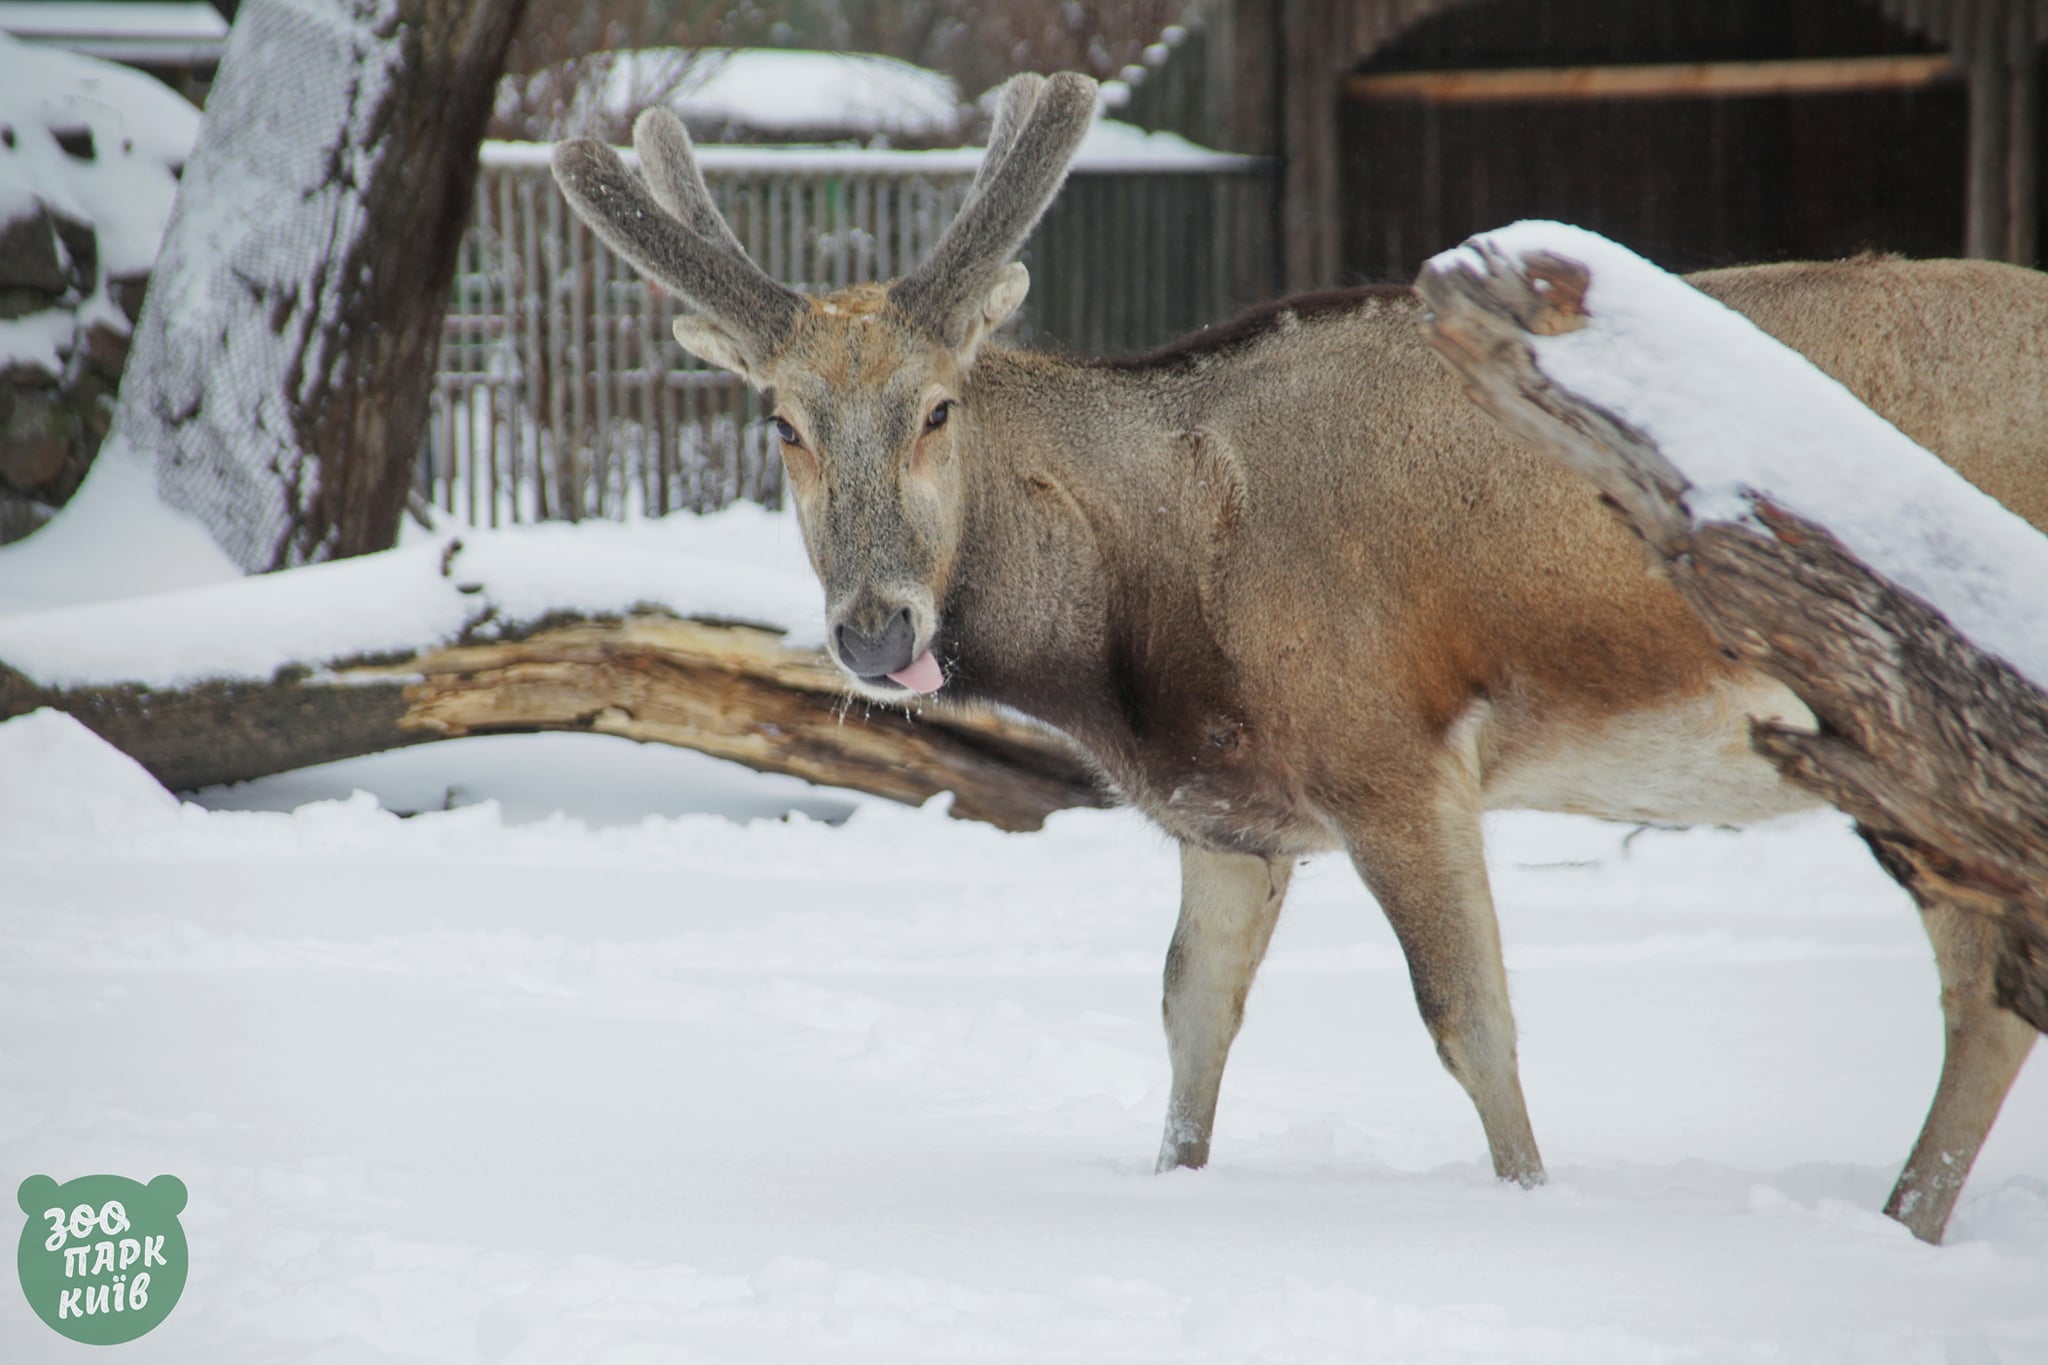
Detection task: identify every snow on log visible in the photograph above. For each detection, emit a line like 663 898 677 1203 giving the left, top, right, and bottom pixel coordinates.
0 523 1105 832
1414 222 2048 1036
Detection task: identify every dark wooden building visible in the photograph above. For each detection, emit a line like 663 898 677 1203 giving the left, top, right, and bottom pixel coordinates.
1167 0 2042 288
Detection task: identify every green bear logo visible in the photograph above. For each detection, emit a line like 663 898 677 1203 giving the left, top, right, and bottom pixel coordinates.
16 1173 188 1345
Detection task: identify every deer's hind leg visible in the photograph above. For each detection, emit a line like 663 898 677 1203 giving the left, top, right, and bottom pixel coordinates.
1342 739 1545 1187
1885 897 2038 1243
1156 844 1293 1172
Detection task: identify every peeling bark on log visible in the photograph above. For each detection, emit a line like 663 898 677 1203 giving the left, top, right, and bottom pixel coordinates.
1414 246 2048 1035
0 613 1107 833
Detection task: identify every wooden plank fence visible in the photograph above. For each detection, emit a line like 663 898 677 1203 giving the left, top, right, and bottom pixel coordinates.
424 141 1275 525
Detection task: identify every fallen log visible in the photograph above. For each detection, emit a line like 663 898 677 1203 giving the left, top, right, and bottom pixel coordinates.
1416 226 2048 1242
0 538 1107 832
395 614 1108 831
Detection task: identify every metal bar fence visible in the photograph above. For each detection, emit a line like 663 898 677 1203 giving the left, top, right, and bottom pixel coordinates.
426 142 1275 525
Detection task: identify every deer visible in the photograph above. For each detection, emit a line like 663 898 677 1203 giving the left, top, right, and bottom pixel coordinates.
552 71 2047 1244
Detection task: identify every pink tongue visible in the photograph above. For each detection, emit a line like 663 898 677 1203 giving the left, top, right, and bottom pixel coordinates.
887 649 944 694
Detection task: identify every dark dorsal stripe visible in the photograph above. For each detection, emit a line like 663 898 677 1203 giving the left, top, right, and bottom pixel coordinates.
1087 285 1419 373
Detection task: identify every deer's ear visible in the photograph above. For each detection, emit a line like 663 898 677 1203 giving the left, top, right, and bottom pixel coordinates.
674 314 766 386
956 262 1030 366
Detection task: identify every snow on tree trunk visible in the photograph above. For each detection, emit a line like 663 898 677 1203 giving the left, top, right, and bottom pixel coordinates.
109 0 526 572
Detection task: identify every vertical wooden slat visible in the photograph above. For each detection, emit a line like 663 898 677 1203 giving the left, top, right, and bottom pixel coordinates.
1115 177 1129 351
638 232 661 516
684 376 701 512
2009 3 2039 265
726 374 743 505
1140 176 1160 347
1208 176 1229 324
1280 0 1344 288
491 169 512 527
437 375 454 515
793 174 810 291
566 207 588 520
855 175 873 279
1097 177 1115 353
425 193 450 516
520 175 545 523
658 361 675 517
592 231 614 517
461 211 478 530
877 175 894 281
542 178 565 522
820 174 838 287
475 187 489 521
1966 0 2013 258
431 276 453 516
904 174 919 279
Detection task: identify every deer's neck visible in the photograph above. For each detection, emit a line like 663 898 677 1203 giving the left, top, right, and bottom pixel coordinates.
939 350 1263 831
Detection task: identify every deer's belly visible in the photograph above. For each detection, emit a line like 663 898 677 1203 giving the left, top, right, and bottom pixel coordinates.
1482 675 1823 826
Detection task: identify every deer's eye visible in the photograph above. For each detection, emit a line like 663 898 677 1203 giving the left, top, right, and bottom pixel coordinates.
773 416 801 447
924 401 952 433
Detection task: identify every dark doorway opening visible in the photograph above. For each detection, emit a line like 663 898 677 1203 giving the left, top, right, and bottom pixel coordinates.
1340 0 1969 281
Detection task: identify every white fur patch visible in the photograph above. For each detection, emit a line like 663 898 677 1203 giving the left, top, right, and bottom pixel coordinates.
1478 677 1820 826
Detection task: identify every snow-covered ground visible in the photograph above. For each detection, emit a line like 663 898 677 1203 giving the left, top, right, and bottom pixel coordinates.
4 203 2045 1350
2 690 2044 1360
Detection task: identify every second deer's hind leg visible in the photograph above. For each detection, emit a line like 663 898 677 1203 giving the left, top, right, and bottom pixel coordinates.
1884 898 2038 1243
1156 844 1293 1172
1344 755 1545 1186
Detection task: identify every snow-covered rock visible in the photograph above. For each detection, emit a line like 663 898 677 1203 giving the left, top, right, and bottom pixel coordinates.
0 29 199 535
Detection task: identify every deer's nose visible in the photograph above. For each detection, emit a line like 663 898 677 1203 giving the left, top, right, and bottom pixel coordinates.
835 607 916 680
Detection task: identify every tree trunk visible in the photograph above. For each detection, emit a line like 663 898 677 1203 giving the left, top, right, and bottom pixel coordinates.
1414 242 2048 1034
0 612 1107 834
108 0 528 570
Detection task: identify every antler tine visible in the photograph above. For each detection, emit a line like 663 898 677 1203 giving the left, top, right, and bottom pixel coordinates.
960 72 1047 212
633 108 750 261
552 138 803 361
890 71 1097 350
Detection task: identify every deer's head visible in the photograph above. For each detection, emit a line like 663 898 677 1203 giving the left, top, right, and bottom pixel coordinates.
552 73 1096 696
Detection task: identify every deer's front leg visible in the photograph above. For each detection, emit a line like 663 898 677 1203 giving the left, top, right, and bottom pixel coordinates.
1156 844 1293 1172
1346 785 1545 1187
